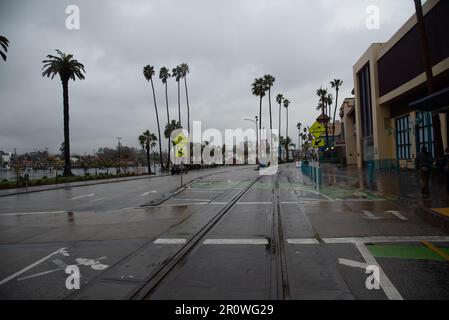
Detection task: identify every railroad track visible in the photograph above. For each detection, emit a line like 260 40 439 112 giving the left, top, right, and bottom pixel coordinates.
128 171 290 300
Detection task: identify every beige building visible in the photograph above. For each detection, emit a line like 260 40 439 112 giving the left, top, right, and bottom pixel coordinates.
339 98 357 165
353 0 449 169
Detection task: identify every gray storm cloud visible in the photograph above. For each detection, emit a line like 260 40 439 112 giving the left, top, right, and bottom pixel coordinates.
0 0 418 154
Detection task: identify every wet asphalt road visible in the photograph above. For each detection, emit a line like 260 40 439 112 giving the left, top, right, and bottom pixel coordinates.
0 164 448 300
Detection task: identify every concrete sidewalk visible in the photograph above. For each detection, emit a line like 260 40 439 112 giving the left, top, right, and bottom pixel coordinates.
319 163 449 227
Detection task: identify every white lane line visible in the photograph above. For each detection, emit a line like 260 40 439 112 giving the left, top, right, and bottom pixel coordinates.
287 239 320 244
173 198 213 202
70 193 95 200
355 242 403 300
362 210 383 220
338 258 368 269
323 236 449 244
141 190 157 197
0 211 66 216
0 248 66 287
89 197 106 203
385 210 408 221
203 239 269 245
235 202 272 205
154 238 187 244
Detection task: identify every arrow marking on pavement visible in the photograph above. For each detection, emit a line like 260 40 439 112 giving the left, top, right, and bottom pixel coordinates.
70 193 95 200
362 210 383 220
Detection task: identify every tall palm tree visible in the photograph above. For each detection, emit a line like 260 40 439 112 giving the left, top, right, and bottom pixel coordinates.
325 93 333 147
0 35 9 62
297 122 302 155
263 75 275 133
316 88 330 148
276 94 284 161
143 65 164 170
172 65 183 125
283 99 291 161
165 120 182 162
42 50 85 176
160 67 172 168
139 130 157 175
330 79 343 146
180 63 191 136
252 78 267 162
252 78 267 132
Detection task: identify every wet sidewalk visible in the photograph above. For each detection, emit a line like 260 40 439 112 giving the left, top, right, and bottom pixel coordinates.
317 163 449 226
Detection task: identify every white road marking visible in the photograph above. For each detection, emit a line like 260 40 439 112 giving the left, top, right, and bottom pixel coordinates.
286 239 319 244
203 239 269 245
385 210 408 221
235 202 272 205
70 193 95 200
323 236 449 244
338 258 368 269
89 197 107 203
355 242 403 300
0 248 66 286
362 210 383 220
141 190 157 197
0 211 66 216
173 198 213 202
154 238 187 244
17 268 64 281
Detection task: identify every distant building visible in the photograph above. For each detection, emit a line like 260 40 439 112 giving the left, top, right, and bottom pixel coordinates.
339 98 357 165
353 0 449 169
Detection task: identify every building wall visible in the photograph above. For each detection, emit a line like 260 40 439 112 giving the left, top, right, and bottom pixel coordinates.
340 99 357 165
353 0 449 168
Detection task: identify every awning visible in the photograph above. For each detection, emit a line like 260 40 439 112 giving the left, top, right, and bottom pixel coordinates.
409 86 449 113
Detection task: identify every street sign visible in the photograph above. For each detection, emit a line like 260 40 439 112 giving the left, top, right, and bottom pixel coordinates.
309 121 325 138
176 148 186 158
173 132 189 146
312 138 325 148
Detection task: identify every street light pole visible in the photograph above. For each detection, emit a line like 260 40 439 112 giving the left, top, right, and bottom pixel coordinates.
244 116 259 165
116 137 122 175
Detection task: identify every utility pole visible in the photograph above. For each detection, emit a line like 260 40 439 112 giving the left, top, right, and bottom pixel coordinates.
116 137 122 175
413 0 443 158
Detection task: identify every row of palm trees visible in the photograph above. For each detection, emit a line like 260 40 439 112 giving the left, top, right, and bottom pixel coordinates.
251 75 292 162
315 79 343 149
143 64 191 170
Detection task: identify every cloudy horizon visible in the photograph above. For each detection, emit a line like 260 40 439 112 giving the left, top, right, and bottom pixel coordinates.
0 0 422 155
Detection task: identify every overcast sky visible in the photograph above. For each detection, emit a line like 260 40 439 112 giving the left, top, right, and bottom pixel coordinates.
0 0 422 154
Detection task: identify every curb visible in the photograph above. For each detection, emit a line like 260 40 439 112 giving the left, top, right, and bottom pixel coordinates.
0 173 170 198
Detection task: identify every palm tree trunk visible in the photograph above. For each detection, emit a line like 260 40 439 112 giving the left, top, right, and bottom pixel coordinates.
177 81 181 125
62 80 72 176
414 0 443 158
165 82 171 169
332 89 339 146
259 96 263 161
286 108 289 162
184 77 190 136
278 103 282 162
150 79 164 170
146 144 152 174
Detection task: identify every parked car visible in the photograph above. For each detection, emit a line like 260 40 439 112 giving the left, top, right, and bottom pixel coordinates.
171 164 188 175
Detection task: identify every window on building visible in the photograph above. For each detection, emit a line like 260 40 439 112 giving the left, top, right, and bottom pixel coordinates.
416 112 435 157
358 64 373 138
395 115 411 160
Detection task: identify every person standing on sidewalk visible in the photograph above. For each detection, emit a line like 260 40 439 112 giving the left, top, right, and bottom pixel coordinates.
416 146 433 197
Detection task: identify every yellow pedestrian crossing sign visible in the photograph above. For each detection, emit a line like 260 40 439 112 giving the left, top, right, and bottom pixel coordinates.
173 132 189 147
309 121 325 138
312 138 325 148
176 148 186 158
